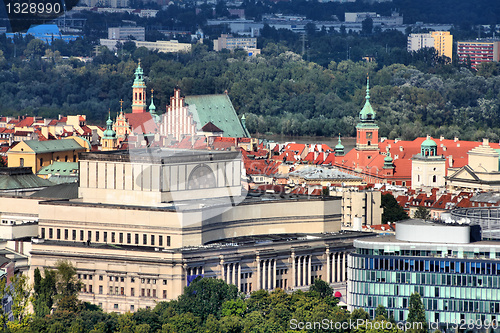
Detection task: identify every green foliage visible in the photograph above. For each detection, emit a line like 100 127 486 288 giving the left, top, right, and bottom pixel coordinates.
33 268 57 317
175 277 239 321
413 206 431 220
407 292 427 333
9 273 32 327
375 304 388 320
381 193 409 223
308 279 334 298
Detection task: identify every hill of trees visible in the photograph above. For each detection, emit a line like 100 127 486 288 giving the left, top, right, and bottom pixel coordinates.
1 33 500 141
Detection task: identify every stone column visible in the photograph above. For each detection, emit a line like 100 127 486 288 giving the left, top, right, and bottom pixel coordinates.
262 260 266 289
307 255 312 285
326 248 331 284
267 260 272 290
344 252 347 281
232 263 236 285
291 251 296 288
237 263 241 291
219 258 225 281
337 252 342 282
298 256 302 286
256 255 261 290
273 259 277 290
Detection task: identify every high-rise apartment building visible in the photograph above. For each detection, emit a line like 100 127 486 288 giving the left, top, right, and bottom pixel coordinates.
407 31 453 61
457 39 500 69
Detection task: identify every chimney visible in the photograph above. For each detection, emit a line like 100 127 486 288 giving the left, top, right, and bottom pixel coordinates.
440 135 444 141
448 155 453 167
483 138 489 146
454 137 458 142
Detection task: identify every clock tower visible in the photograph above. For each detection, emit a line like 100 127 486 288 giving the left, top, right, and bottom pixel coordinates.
356 77 379 151
132 61 147 113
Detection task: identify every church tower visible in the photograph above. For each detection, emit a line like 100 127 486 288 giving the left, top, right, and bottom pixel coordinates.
132 61 147 113
356 77 379 151
102 112 118 151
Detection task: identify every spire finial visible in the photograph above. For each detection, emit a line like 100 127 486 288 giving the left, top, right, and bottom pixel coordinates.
366 74 370 101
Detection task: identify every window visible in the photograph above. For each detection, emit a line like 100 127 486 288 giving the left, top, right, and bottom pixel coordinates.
109 287 113 294
20 158 24 167
80 230 84 241
72 230 76 240
57 229 61 240
99 275 103 281
119 233 123 243
88 231 91 241
159 236 163 246
131 277 135 283
120 277 124 282
41 228 45 238
99 286 103 294
135 234 139 245
167 236 171 247
114 304 118 309
151 235 155 246
127 233 131 244
141 289 145 297
121 287 124 295
115 287 118 295
147 289 151 297
131 288 135 296
163 290 167 299
96 231 99 242
111 232 115 243
64 229 68 240
40 158 43 167
143 234 147 245
163 280 167 285
153 290 156 298
104 232 107 243
89 285 93 293
130 305 134 311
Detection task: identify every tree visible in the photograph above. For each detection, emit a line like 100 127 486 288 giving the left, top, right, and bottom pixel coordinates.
381 193 409 223
54 260 83 312
375 304 388 320
175 277 239 321
362 17 373 35
407 292 427 333
413 206 431 220
308 279 334 298
8 273 32 329
24 39 45 59
33 268 57 317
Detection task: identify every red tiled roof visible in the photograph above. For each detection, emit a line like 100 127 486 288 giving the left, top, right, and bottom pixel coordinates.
15 117 34 128
125 113 158 135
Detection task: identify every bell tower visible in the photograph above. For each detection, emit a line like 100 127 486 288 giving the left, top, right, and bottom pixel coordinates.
356 76 379 151
132 60 147 113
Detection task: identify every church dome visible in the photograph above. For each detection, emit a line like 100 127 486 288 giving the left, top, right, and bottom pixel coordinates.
421 137 437 148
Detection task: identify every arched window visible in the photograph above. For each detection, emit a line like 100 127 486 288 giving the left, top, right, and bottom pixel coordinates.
188 165 216 189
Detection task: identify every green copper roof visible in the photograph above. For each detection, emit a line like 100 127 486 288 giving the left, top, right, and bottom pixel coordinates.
359 77 376 121
19 139 84 154
0 168 53 190
421 138 437 147
185 94 249 138
335 135 344 150
132 62 146 89
37 162 79 176
384 153 393 162
103 113 117 139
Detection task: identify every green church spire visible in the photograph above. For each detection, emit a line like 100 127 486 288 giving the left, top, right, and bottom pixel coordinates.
359 75 376 122
103 110 117 139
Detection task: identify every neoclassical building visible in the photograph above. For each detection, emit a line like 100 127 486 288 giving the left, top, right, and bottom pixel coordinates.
24 149 371 313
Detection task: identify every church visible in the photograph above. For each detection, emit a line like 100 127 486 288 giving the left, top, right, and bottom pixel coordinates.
330 77 500 191
112 62 249 148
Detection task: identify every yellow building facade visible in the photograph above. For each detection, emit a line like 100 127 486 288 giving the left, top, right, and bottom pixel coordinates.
7 138 87 174
431 31 453 61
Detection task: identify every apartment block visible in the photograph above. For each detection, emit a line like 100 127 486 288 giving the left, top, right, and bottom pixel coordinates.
108 27 145 41
407 31 453 61
213 34 257 51
457 39 500 69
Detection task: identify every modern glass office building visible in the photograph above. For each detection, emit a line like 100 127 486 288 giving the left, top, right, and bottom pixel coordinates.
348 220 500 324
